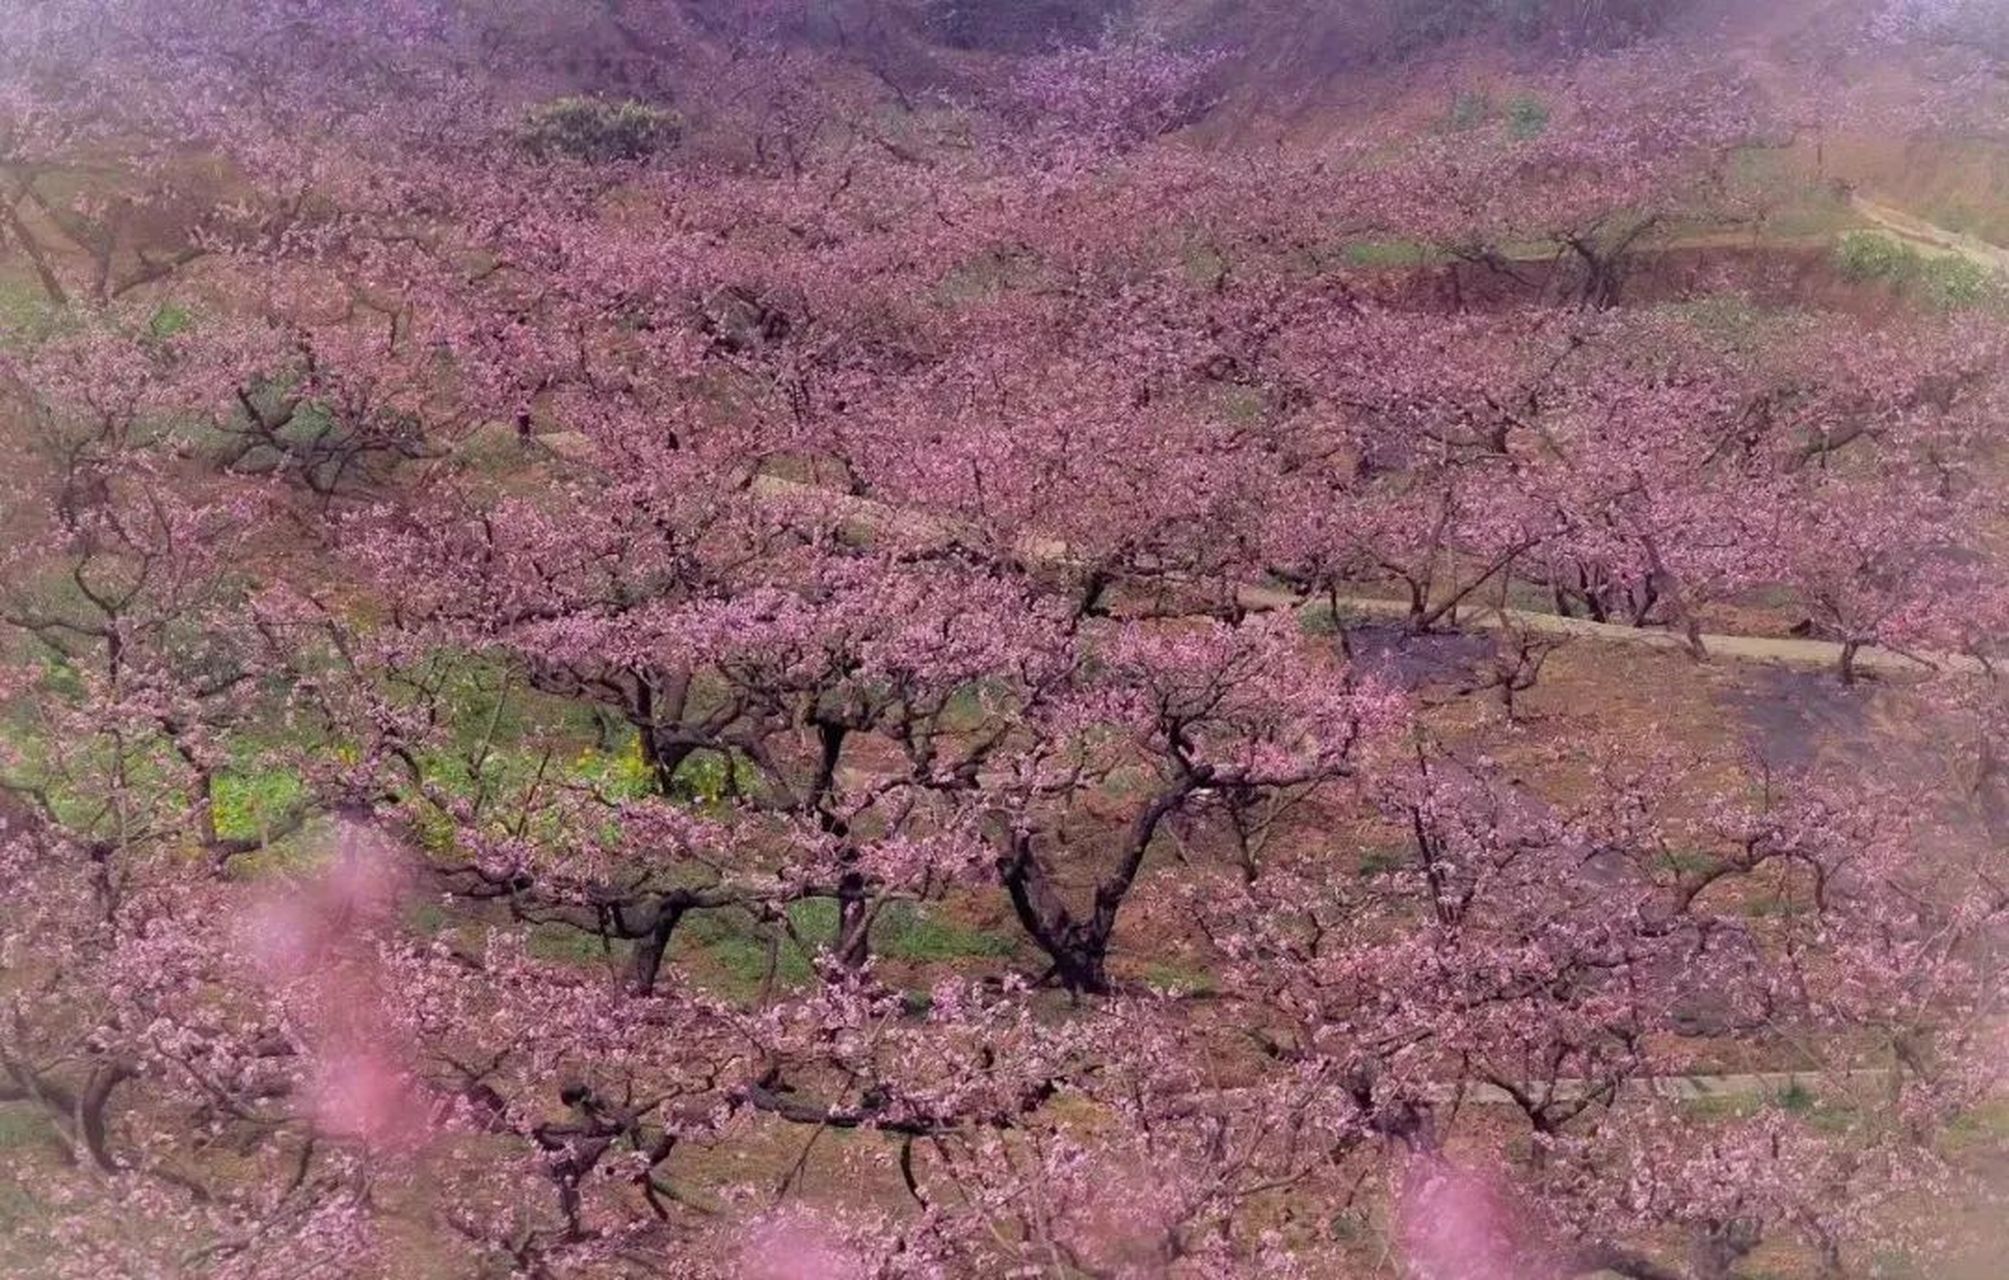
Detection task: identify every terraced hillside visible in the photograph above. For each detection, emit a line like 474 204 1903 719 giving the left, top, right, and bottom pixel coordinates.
1 2 2006 1278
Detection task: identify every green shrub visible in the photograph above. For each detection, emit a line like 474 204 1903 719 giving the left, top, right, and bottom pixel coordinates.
1832 232 1919 282
522 96 681 163
667 751 732 805
1504 93 1550 138
147 302 194 339
568 743 657 803
1916 255 1995 311
1834 233 1999 310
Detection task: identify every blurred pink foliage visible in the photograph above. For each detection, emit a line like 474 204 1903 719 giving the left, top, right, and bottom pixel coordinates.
242 822 425 1152
739 1211 870 1280
1400 1158 1537 1280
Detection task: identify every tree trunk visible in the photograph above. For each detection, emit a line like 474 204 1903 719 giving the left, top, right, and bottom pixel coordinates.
997 837 1116 995
627 905 687 996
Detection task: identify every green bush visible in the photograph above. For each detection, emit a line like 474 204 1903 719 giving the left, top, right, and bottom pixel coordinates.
568 743 657 803
1504 93 1550 138
1832 231 1918 282
522 96 681 163
1833 232 1999 310
147 302 194 339
1916 255 1995 311
1774 1079 1815 1112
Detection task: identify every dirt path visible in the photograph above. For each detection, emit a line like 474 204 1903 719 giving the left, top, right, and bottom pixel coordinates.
725 468 1980 679
1178 1068 1910 1115
1228 579 1979 677
1715 12 2009 274
1481 196 2008 273
1438 1068 1897 1107
1850 192 2009 272
1489 229 1836 264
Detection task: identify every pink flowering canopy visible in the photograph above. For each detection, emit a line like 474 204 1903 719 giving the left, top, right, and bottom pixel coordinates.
1 2 2005 1278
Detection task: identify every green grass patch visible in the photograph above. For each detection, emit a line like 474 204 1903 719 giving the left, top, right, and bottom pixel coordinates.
1739 895 1796 918
781 898 1012 964
1654 849 1718 877
1681 1091 1762 1121
1682 1079 1859 1135
666 898 1016 1002
1356 846 1410 878
1342 239 1444 269
1943 1097 2009 1152
405 900 450 937
665 751 732 805
1141 958 1217 995
873 902 1014 963
1763 197 1866 239
787 897 840 945
0 1107 50 1154
1775 1079 1816 1112
1865 1250 1926 1280
567 741 659 804
1921 198 2009 246
529 922 629 966
0 273 56 343
451 422 535 475
673 907 812 1000
211 766 306 844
